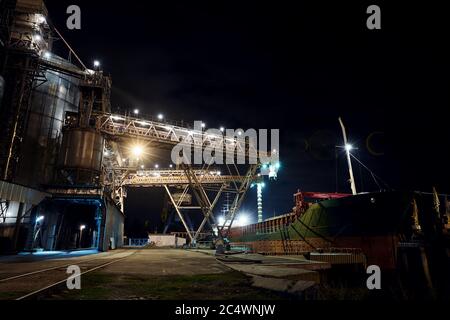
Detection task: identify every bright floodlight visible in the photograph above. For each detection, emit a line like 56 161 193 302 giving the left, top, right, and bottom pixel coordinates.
93 60 100 68
80 225 86 231
220 127 225 132
218 216 225 226
33 34 42 42
36 216 44 223
140 164 144 169
169 164 173 168
154 164 159 169
132 145 143 157
201 123 206 128
237 214 249 227
133 109 139 115
157 114 164 120
43 51 51 59
345 144 353 152
37 14 46 24
268 165 277 179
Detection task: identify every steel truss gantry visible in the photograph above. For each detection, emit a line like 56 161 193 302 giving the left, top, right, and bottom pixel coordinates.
105 163 259 242
94 112 260 160
95 112 271 243
118 167 256 242
122 169 245 187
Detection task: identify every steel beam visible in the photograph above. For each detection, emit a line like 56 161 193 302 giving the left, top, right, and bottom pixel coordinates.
164 185 193 243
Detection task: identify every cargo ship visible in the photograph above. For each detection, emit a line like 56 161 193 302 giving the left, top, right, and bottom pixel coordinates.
229 189 450 270
228 119 450 274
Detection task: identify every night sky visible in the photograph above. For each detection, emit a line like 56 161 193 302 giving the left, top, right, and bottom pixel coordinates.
45 1 450 236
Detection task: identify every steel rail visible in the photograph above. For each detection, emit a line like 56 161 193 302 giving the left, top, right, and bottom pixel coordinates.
0 250 129 283
14 250 137 300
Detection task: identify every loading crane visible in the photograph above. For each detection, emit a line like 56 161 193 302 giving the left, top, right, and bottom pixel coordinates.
93 111 266 243
33 55 269 243
0 3 278 245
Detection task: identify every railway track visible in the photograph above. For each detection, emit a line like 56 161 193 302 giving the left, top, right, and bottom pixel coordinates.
0 249 137 300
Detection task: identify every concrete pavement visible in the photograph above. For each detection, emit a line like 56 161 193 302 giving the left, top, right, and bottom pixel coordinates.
97 249 229 276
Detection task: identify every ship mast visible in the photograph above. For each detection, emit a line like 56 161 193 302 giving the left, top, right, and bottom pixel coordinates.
338 117 357 195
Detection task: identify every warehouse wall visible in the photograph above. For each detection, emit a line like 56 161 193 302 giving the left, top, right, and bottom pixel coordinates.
102 198 124 251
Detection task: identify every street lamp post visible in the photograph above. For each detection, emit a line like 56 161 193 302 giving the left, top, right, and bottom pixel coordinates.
93 60 100 71
79 225 86 248
338 117 357 195
32 215 44 250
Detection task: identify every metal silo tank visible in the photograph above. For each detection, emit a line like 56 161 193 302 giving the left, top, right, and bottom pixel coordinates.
14 54 80 187
0 76 4 108
58 128 104 185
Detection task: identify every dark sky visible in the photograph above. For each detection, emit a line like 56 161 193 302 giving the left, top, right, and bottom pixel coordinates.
45 1 450 235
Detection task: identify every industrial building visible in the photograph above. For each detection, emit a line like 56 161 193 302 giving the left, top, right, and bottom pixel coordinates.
0 0 123 253
0 0 268 254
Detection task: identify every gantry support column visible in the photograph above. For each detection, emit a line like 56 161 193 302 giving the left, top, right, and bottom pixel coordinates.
219 164 259 236
193 184 225 241
164 185 193 243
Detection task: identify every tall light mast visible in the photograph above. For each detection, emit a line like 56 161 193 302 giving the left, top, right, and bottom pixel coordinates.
257 183 263 223
338 117 357 195
254 161 280 223
251 179 265 223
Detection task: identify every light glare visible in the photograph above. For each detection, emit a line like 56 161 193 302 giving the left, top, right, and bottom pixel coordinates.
236 214 249 227
37 14 46 24
132 145 144 157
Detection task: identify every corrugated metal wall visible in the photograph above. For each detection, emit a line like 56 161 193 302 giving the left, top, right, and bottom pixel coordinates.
0 180 49 205
103 198 124 250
